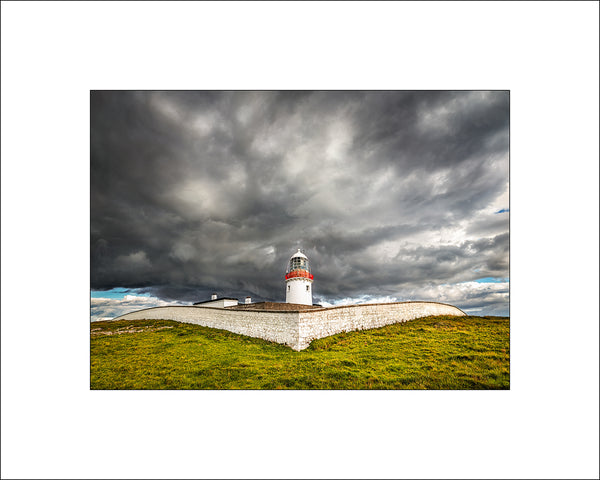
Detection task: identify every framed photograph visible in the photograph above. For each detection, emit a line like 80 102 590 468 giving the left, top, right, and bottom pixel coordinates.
90 90 510 390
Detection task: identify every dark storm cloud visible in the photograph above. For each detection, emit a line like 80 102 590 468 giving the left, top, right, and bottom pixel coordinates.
91 90 509 315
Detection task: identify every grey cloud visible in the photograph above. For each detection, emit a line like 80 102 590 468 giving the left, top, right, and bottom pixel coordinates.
91 91 509 314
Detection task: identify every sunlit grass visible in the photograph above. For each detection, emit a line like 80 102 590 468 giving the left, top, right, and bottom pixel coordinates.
90 315 509 389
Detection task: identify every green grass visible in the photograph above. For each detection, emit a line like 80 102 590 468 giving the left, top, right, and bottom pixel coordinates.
90 315 509 389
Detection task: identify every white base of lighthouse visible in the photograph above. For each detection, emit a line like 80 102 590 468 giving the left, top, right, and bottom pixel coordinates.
286 278 313 305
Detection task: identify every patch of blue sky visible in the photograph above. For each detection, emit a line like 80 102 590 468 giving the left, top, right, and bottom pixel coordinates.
90 288 151 299
475 277 509 283
495 208 509 214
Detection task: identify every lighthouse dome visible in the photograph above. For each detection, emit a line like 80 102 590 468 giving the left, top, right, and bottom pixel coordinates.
290 249 308 259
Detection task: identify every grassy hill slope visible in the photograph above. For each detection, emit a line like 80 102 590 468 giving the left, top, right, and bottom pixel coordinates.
90 315 509 389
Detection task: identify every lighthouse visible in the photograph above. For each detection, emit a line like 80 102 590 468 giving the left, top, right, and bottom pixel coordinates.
285 249 313 305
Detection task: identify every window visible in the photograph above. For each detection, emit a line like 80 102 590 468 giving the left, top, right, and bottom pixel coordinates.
306 285 310 291
290 257 308 271
288 285 290 291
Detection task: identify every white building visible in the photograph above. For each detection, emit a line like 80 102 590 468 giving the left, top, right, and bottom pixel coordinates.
193 294 239 308
285 249 313 305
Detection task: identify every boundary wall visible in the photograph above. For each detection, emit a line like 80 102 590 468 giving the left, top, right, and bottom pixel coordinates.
113 301 466 351
297 302 466 350
113 306 300 349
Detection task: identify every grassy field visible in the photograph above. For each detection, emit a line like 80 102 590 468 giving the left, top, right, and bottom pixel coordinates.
90 315 509 390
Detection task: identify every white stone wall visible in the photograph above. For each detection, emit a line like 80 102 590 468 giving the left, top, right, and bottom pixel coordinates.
297 302 466 350
113 301 465 351
114 306 300 349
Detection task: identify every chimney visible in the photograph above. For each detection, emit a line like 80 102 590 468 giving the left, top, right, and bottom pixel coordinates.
245 296 252 304
211 293 217 300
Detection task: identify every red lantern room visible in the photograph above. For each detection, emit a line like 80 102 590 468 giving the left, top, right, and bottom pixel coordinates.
285 250 314 280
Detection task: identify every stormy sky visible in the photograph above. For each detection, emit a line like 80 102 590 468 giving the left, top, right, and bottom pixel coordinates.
91 91 509 320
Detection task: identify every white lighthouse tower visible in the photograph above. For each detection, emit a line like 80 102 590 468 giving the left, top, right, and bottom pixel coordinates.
285 249 313 305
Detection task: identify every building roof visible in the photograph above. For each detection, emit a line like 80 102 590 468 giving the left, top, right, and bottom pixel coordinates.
290 249 308 259
227 301 321 311
193 298 239 305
